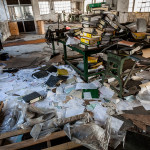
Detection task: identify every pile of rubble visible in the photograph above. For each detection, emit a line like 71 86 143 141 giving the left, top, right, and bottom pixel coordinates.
1 61 150 149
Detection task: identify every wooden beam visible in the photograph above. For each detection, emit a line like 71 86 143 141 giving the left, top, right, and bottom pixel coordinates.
0 102 4 113
3 39 46 47
0 128 31 140
42 141 81 150
0 131 66 150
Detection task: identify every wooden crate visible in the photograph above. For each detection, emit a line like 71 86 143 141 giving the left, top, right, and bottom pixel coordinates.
0 128 81 150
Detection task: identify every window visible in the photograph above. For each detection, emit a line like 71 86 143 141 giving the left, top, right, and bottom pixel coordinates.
54 1 71 13
96 0 106 2
128 0 150 12
84 0 92 12
38 1 50 15
8 5 34 20
128 0 134 12
134 0 150 12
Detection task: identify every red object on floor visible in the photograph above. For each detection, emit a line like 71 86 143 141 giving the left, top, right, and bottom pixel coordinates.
66 26 71 30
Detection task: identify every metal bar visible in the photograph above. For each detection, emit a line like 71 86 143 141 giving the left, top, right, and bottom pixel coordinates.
60 40 103 82
66 45 85 55
63 43 67 61
18 0 26 32
65 60 84 76
88 71 104 77
52 41 55 54
84 53 88 82
123 61 136 88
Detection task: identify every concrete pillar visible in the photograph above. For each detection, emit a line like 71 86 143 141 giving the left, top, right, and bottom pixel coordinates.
0 0 11 41
49 0 54 11
0 0 8 21
31 0 41 33
117 0 129 12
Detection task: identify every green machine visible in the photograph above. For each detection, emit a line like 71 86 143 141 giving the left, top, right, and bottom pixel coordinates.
86 2 106 13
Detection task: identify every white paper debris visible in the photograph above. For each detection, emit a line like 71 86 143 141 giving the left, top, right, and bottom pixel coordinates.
64 85 76 94
92 103 108 125
65 106 85 118
56 87 64 95
91 80 102 88
100 86 115 99
140 102 150 110
84 92 92 100
111 117 124 132
116 101 131 111
68 90 82 99
76 83 97 90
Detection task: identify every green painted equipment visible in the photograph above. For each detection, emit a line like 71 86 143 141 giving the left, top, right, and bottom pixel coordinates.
88 2 106 8
86 2 106 13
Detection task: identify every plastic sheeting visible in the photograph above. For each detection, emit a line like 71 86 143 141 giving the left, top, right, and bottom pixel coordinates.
64 118 111 150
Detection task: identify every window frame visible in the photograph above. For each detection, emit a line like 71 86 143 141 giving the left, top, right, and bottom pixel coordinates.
54 1 71 13
38 1 50 15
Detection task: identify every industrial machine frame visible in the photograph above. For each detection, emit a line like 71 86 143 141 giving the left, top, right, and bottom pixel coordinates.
59 40 104 82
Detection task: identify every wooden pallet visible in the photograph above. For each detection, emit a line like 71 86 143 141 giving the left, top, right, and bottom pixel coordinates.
0 128 81 150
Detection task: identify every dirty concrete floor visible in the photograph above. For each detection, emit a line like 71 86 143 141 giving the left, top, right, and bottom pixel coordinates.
1 23 81 69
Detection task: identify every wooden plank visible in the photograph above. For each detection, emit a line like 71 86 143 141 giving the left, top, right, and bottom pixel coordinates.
3 39 46 47
43 141 81 150
0 128 31 140
0 131 66 150
0 102 4 113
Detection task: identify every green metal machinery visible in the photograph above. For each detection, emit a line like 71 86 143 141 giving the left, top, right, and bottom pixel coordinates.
86 2 106 13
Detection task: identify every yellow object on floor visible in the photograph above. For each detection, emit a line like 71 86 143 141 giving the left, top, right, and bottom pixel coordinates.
57 69 68 76
91 62 103 69
88 57 98 63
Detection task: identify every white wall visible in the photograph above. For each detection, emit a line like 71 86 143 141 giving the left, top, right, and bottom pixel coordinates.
0 0 11 41
0 0 8 21
117 0 129 12
40 11 58 22
31 0 41 21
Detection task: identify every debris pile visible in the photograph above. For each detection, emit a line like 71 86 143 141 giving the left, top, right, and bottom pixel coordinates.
1 5 150 150
0 59 150 149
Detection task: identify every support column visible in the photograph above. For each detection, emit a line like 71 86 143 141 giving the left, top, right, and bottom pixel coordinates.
31 0 41 33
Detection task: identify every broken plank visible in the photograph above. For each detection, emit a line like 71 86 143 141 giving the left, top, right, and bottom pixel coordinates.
42 141 81 150
0 128 31 140
0 131 66 150
3 39 46 47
